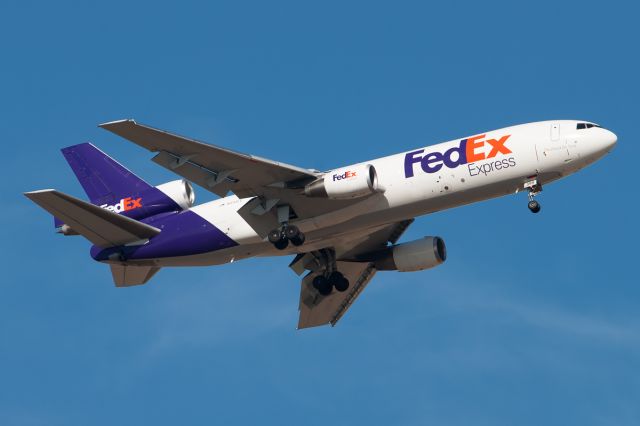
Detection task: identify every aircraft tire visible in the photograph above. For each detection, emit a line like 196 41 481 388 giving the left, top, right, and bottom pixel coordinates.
274 238 289 250
313 275 332 296
528 200 541 213
284 224 300 240
334 277 349 292
268 228 283 243
290 233 305 246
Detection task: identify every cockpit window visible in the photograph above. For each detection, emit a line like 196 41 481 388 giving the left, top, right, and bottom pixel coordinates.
577 122 602 130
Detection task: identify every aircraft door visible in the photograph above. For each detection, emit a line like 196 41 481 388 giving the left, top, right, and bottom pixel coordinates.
537 122 570 169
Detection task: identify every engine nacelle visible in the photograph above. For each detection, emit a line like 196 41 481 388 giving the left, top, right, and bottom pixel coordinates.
374 237 447 272
305 164 380 199
155 179 196 210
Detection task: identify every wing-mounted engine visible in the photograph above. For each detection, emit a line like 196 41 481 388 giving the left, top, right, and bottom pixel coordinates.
305 164 380 199
155 179 196 210
363 236 447 272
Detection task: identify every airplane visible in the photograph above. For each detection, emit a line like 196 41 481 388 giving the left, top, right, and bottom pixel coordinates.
25 119 617 329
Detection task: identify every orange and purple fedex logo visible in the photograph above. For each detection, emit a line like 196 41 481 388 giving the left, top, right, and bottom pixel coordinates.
332 170 357 181
100 196 143 213
404 134 515 178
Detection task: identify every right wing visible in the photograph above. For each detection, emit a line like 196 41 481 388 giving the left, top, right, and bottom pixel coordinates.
298 261 376 329
294 219 414 329
24 189 160 247
110 264 161 287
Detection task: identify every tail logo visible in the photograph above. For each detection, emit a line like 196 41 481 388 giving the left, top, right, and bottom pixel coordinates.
100 197 143 213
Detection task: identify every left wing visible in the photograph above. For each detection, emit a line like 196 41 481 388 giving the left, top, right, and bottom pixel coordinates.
99 119 318 198
99 119 364 224
294 219 414 329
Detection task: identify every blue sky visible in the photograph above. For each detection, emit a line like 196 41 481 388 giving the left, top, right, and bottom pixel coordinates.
1 1 639 425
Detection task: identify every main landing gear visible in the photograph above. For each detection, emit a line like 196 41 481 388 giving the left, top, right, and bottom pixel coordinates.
524 177 542 214
268 204 306 250
268 224 306 250
312 271 349 296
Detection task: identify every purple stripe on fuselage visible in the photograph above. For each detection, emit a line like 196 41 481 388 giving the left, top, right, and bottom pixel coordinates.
90 210 237 261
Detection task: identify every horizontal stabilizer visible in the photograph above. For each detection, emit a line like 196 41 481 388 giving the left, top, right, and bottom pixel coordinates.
24 189 160 247
110 264 160 287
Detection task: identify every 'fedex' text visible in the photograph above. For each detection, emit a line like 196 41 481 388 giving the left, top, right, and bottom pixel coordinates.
404 134 514 178
333 170 357 181
101 197 142 213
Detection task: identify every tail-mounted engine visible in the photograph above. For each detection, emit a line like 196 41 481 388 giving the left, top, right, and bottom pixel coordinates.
116 179 196 220
155 179 196 210
305 164 380 199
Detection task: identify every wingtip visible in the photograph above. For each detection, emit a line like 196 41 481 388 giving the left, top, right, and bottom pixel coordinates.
24 189 56 195
98 119 136 128
24 189 56 200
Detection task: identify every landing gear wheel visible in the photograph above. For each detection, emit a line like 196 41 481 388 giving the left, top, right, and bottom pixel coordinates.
274 237 289 250
328 271 343 283
290 232 305 246
268 229 283 244
528 200 541 214
327 271 349 292
334 277 349 292
312 275 332 296
284 224 300 240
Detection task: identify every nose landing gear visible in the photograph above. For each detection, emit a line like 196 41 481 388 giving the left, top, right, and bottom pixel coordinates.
524 177 542 214
528 199 541 213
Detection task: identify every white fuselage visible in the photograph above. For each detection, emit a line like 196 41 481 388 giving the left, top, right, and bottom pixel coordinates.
154 120 617 267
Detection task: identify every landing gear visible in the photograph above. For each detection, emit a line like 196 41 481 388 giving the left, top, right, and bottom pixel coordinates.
330 271 349 292
312 275 333 296
312 270 350 296
528 199 541 214
269 223 306 250
524 177 542 214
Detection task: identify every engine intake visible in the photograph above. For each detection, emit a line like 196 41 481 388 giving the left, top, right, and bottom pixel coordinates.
155 179 196 210
305 164 380 199
373 237 447 272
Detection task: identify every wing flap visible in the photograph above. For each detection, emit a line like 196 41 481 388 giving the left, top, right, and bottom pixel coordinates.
24 189 160 247
99 119 318 199
298 261 376 329
294 219 415 329
110 264 161 287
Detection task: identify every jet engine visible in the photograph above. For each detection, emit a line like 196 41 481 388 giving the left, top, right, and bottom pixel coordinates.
373 237 447 272
155 179 196 210
305 164 380 199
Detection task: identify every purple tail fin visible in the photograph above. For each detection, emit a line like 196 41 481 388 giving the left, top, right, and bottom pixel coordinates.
61 143 153 207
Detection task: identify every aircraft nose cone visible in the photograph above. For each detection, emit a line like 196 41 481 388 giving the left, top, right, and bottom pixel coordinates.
602 128 617 152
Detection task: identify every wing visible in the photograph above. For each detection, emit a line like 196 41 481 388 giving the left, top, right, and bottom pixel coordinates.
294 219 414 329
99 119 361 224
99 119 318 198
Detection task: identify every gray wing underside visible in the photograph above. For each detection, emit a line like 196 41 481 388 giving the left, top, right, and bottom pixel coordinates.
110 264 161 287
298 261 377 329
99 119 318 198
99 119 362 220
295 219 414 329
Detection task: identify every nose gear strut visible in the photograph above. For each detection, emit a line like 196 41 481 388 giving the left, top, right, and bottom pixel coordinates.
524 177 542 214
